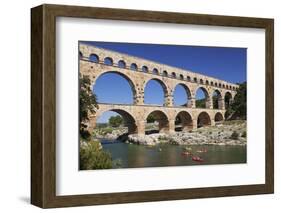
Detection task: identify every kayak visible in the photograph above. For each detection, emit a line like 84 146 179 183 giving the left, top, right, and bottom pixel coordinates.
192 156 204 162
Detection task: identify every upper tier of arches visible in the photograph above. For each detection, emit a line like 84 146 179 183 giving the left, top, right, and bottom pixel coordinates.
79 50 239 91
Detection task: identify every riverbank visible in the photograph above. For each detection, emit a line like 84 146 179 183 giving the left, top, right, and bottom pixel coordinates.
93 120 247 146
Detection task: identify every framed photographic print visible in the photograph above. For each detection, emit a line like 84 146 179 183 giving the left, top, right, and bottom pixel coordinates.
31 4 274 208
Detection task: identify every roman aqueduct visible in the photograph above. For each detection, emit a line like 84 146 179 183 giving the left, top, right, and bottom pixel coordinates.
79 44 238 135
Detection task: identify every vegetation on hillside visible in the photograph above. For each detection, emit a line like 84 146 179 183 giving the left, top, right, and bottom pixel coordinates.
196 98 206 108
80 141 112 170
109 115 123 127
226 82 247 120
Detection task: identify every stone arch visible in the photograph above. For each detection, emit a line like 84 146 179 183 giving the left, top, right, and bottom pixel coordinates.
142 65 148 72
144 78 169 106
212 89 223 109
179 74 184 80
96 109 138 134
224 91 233 109
200 79 204 84
145 110 169 134
152 68 159 75
163 70 168 77
173 83 192 107
93 70 137 104
118 60 126 68
214 112 224 123
187 76 191 82
104 57 113 66
171 72 176 78
130 63 138 71
197 112 211 128
195 86 210 108
89 53 99 63
175 111 193 131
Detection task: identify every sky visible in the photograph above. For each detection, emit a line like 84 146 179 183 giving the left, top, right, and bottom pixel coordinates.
80 41 247 123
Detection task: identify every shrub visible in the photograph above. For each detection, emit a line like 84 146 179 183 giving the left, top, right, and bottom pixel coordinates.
80 141 112 170
241 131 247 138
230 131 239 140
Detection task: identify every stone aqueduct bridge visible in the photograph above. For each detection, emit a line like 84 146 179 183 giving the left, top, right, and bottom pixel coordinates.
79 44 238 135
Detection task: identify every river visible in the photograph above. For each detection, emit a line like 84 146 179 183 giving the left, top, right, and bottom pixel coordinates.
101 139 247 169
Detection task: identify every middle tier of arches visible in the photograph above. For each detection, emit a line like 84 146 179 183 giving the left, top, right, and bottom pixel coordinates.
82 60 235 110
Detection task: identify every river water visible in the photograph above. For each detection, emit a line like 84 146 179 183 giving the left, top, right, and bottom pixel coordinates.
101 139 247 169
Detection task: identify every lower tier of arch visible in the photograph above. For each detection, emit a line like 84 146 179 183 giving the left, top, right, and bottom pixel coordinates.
88 103 226 135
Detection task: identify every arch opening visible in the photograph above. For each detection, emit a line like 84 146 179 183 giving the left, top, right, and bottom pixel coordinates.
89 54 99 63
152 68 159 75
104 57 113 66
130 63 138 71
96 109 137 134
195 87 210 108
163 70 168 77
173 84 191 107
214 112 224 124
93 71 136 104
118 60 126 69
225 92 233 109
144 79 168 106
212 89 222 109
175 111 193 132
146 110 169 134
142 66 148 73
197 112 211 128
179 74 184 80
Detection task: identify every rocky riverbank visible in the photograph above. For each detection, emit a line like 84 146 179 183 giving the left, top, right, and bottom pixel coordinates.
127 120 246 146
93 120 247 146
92 127 128 140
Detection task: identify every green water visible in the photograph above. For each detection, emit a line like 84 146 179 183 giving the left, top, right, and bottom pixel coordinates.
101 139 247 169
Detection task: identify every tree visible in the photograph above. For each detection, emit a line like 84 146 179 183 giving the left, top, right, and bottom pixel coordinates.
80 141 112 170
226 82 247 120
108 115 123 127
196 98 206 108
212 95 219 109
147 114 156 123
79 74 99 140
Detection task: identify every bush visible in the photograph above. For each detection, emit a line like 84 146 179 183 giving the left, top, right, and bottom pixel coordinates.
230 131 239 140
80 141 112 170
241 131 247 138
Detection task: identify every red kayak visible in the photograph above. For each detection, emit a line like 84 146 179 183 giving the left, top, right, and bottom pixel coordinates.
192 156 204 162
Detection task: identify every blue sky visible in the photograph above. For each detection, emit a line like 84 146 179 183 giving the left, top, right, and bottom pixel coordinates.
80 41 246 123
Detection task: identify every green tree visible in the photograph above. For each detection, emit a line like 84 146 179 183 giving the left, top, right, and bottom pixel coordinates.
147 114 156 123
196 98 206 108
226 82 247 120
212 95 219 109
79 74 99 140
80 141 112 170
108 115 123 127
